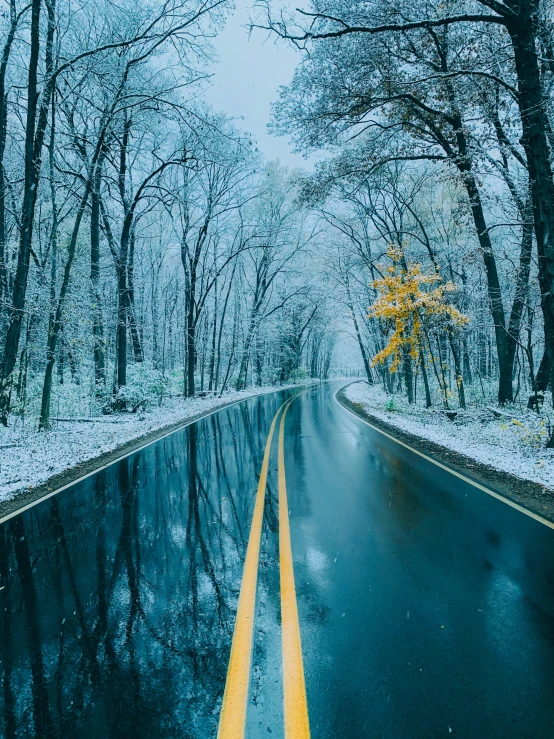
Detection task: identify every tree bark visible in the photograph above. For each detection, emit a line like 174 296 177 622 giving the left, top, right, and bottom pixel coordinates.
456 159 512 404
219 296 239 396
237 309 258 390
208 279 217 391
402 346 414 404
506 3 554 423
506 195 533 379
0 0 27 312
39 182 91 429
116 262 128 390
90 157 105 385
419 350 432 408
214 266 235 393
186 307 196 397
535 347 550 392
448 329 466 409
349 296 374 384
0 0 55 424
127 226 143 363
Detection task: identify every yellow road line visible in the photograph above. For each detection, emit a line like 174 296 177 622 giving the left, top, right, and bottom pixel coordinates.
217 398 287 739
334 388 554 531
278 398 311 739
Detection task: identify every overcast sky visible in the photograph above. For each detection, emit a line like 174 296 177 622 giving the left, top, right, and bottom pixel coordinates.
204 1 317 170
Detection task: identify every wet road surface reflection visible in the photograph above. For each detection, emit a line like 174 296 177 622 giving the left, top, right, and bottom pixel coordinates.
0 392 292 738
285 385 554 737
2 383 554 738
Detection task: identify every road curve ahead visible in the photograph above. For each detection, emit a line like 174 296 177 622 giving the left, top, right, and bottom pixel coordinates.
1 382 554 738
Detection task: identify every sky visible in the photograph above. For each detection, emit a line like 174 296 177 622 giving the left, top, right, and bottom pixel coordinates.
204 0 316 170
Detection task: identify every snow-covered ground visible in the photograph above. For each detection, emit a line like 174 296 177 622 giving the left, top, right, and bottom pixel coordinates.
343 381 554 490
0 383 310 503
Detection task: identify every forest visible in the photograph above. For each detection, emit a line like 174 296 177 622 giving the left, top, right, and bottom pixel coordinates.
0 0 335 437
257 0 554 448
0 0 553 450
2 4 554 737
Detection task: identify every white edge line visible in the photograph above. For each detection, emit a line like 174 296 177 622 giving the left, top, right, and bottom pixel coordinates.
333 385 554 531
0 388 302 526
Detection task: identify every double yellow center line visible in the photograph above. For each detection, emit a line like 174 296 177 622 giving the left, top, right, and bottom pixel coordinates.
217 395 310 739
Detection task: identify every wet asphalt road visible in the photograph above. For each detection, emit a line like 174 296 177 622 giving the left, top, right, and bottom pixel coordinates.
1 382 554 737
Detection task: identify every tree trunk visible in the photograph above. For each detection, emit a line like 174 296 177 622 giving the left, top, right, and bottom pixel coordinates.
448 330 466 409
208 280 217 391
200 311 208 392
506 192 533 382
214 267 235 392
116 263 128 390
419 350 432 408
0 1 31 315
535 348 550 392
186 311 195 397
39 184 91 429
219 298 239 396
434 59 512 403
507 6 554 425
350 301 373 384
127 227 143 363
429 331 449 409
527 347 549 409
402 346 414 404
460 170 512 403
57 347 64 385
1 0 54 425
90 161 105 385
237 309 258 390
16 312 36 404
462 336 473 385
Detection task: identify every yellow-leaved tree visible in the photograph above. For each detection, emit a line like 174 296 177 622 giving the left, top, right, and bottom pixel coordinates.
368 247 469 408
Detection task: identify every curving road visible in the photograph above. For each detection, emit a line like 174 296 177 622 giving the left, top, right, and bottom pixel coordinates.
1 382 554 738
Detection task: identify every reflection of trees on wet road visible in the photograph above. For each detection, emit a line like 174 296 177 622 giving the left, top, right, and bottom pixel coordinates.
0 398 277 738
3 385 554 738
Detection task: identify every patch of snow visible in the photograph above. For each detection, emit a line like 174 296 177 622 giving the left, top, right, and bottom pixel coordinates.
0 382 313 503
344 382 554 491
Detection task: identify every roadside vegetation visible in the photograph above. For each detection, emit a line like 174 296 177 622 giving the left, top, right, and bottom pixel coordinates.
255 0 554 450
0 0 335 438
2 0 554 493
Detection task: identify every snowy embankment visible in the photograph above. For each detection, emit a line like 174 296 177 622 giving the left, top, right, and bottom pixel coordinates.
0 383 309 504
343 381 554 491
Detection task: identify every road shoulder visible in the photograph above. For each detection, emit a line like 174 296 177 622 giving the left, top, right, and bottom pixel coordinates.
336 385 554 525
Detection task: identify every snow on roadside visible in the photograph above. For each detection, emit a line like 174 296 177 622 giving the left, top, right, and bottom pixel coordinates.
0 383 310 503
344 381 554 491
